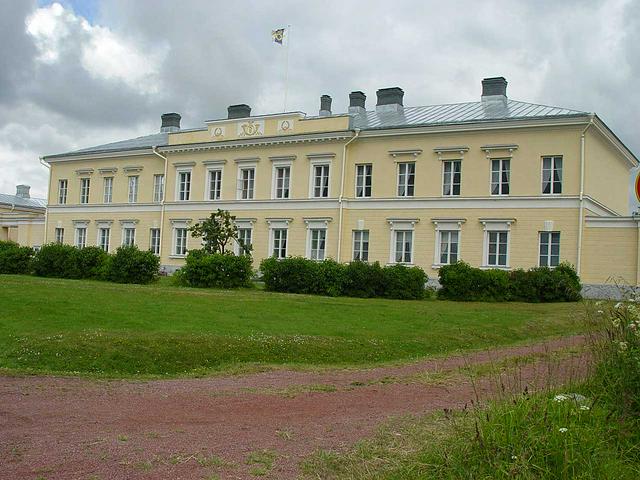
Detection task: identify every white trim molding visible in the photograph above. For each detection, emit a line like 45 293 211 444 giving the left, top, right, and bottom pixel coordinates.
585 216 640 228
123 165 143 173
480 218 516 269
98 167 117 174
75 168 94 176
432 217 465 267
389 149 423 158
387 218 418 265
434 146 469 160
304 217 331 260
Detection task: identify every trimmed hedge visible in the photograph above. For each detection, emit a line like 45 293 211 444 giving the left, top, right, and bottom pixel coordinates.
32 243 81 278
260 257 427 300
0 241 34 274
438 261 581 302
108 245 159 284
177 249 253 288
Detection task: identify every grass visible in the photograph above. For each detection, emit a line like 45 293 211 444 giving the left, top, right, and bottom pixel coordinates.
0 275 584 378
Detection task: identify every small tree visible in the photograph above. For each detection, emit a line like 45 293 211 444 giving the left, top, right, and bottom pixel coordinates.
188 209 251 255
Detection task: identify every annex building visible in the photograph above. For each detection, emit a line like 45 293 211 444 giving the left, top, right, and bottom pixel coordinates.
0 185 46 248
41 77 640 293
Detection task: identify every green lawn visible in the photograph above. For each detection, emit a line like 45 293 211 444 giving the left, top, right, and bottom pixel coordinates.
0 275 584 378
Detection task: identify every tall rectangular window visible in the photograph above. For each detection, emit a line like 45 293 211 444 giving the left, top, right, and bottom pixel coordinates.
237 228 252 255
55 228 64 244
438 230 459 264
153 174 164 202
355 164 372 198
150 228 160 255
178 171 191 201
98 228 110 252
487 231 509 267
491 159 510 195
442 160 461 196
208 169 222 200
272 229 288 259
103 177 113 204
174 228 187 255
80 178 90 204
352 230 369 261
394 230 413 263
75 227 86 249
128 176 139 203
312 164 330 198
122 227 136 246
58 179 68 204
542 156 563 194
309 229 326 261
274 166 290 199
240 168 255 199
539 231 560 267
397 162 415 197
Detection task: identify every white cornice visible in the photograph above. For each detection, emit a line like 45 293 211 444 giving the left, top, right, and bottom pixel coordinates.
43 149 155 164
586 216 640 228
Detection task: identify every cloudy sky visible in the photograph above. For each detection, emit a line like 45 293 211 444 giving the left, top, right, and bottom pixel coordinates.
1 0 638 199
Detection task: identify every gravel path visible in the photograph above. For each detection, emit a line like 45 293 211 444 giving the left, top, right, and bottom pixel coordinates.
0 335 588 480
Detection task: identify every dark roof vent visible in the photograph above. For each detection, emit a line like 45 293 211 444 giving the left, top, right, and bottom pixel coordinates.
16 185 30 199
376 87 404 113
481 77 508 106
160 113 181 133
319 95 332 116
349 91 366 114
228 104 251 119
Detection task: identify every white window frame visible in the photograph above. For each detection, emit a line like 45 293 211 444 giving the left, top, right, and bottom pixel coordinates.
127 175 139 203
103 177 113 204
352 230 369 262
122 227 136 246
304 219 330 261
490 158 510 196
237 166 256 200
271 162 292 200
80 177 91 204
309 162 330 198
175 169 192 201
170 219 191 258
153 174 165 203
96 221 112 252
396 162 415 197
267 219 291 259
54 227 64 244
442 160 461 196
73 221 89 249
355 163 372 198
481 219 514 268
432 219 465 267
542 156 563 195
58 179 68 205
206 168 223 201
234 219 255 256
539 231 561 267
150 228 161 255
387 219 418 264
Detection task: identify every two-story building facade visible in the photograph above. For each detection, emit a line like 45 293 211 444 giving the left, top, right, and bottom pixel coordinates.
41 77 640 292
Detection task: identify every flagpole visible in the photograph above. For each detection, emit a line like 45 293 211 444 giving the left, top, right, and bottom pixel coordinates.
283 24 291 112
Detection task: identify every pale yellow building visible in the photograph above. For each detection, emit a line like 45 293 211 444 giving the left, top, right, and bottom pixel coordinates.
0 185 46 248
41 77 640 294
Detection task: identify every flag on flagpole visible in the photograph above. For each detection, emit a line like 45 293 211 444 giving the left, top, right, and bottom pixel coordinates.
272 28 285 45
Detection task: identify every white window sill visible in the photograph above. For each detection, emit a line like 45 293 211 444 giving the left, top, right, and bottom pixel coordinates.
480 265 510 270
169 254 187 259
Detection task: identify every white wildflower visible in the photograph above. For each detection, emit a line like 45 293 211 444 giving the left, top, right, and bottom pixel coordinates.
554 394 568 402
511 455 518 460
580 405 590 411
558 427 568 433
615 302 623 309
597 310 604 314
595 301 603 306
619 341 628 352
629 323 637 331
612 318 621 328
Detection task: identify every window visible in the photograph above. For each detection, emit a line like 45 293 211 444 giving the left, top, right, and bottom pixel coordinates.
55 228 64 244
391 230 411 263
542 156 562 194
103 177 113 204
174 228 188 256
355 164 372 198
208 169 222 200
98 228 110 252
397 162 415 197
312 164 330 198
442 160 461 196
491 159 510 195
128 176 139 203
80 178 90 204
271 228 288 259
274 166 290 199
150 228 161 255
539 231 560 267
438 231 459 264
178 171 191 201
75 227 87 249
309 229 326 260
122 227 136 247
487 231 509 267
240 167 255 199
237 228 252 255
58 179 68 204
352 230 369 261
153 174 164 202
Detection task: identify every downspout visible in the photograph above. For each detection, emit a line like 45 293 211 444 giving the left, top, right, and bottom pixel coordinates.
337 129 360 262
152 147 169 259
577 114 594 275
40 157 51 244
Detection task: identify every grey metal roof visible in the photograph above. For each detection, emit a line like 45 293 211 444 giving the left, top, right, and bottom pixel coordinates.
45 132 168 159
350 99 588 130
0 193 47 210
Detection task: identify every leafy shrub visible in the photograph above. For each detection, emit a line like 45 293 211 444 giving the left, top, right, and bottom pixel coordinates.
180 249 253 288
312 259 347 297
343 261 386 298
108 245 159 284
0 241 34 274
33 243 81 278
76 246 110 280
382 264 427 300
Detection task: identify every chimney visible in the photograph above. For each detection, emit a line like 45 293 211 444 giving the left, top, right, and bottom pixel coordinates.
319 95 332 116
481 77 508 106
160 113 181 133
348 91 366 115
228 104 251 119
16 185 31 199
376 87 404 113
